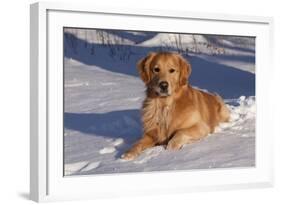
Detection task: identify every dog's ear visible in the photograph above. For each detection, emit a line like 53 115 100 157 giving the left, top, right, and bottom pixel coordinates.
178 55 192 86
137 52 156 84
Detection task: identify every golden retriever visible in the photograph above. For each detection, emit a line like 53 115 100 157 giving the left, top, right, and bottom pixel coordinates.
121 52 230 160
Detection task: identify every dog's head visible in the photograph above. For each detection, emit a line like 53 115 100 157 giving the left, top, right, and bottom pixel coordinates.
137 52 191 97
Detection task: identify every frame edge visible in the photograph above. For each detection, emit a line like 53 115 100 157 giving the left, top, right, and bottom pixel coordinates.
30 2 275 202
30 2 48 202
30 2 39 202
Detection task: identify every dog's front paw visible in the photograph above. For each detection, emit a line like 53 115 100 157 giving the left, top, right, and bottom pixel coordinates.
121 151 139 160
166 139 183 151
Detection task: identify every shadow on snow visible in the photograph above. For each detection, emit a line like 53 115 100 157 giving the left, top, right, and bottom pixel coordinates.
64 110 142 144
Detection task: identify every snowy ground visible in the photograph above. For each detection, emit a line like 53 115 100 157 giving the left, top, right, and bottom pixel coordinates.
63 29 255 176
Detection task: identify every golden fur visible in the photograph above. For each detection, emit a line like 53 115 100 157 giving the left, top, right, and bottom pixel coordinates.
121 52 230 160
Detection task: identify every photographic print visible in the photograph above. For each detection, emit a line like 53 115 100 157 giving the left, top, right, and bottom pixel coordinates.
63 28 255 176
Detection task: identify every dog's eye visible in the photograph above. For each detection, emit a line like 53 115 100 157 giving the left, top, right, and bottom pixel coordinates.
153 67 160 73
169 68 175 73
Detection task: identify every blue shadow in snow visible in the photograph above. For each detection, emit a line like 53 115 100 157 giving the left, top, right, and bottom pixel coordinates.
64 110 142 143
189 56 255 99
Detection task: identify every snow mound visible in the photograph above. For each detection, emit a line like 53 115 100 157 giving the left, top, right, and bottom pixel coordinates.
216 96 255 134
140 33 208 47
228 96 255 123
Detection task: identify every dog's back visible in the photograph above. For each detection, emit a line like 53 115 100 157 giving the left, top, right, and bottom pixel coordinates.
188 87 230 133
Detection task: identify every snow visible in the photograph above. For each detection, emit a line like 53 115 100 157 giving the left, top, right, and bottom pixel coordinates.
63 29 255 176
141 33 208 46
65 161 101 175
133 146 165 164
99 147 116 154
112 138 124 146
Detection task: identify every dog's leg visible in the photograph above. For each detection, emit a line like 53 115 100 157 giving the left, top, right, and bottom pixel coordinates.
167 122 210 150
121 134 155 160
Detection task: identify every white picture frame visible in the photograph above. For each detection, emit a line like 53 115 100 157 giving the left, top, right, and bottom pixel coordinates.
30 2 274 202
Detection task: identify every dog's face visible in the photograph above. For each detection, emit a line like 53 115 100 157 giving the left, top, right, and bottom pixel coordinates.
137 52 192 97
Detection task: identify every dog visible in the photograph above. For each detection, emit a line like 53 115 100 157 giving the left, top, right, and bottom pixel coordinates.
121 52 230 160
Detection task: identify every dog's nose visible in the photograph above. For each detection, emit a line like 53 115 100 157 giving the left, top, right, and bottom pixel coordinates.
159 81 169 91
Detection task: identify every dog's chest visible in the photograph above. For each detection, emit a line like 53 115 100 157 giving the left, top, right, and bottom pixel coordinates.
142 99 174 143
